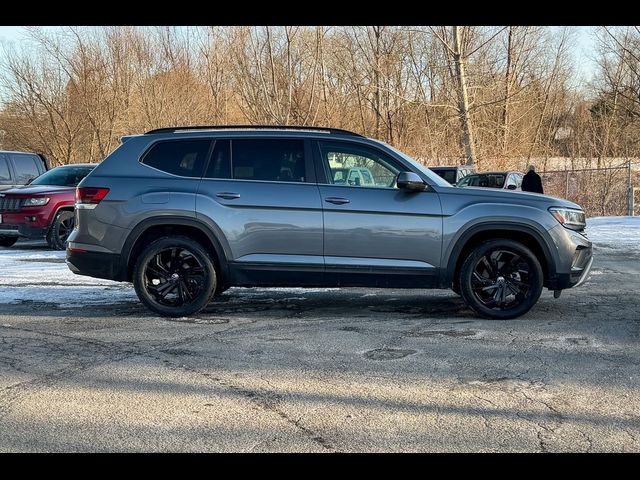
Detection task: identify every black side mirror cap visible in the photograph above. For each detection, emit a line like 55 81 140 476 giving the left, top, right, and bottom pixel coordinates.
507 184 517 190
397 171 427 191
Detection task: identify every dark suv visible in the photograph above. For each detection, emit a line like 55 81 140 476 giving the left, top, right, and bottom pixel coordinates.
430 166 475 185
0 150 48 191
67 126 593 319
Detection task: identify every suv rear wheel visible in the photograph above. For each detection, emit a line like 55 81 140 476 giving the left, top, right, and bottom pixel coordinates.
459 239 543 319
133 236 218 317
0 236 18 248
47 210 75 250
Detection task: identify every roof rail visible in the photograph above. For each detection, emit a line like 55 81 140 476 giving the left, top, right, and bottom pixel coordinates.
144 125 364 137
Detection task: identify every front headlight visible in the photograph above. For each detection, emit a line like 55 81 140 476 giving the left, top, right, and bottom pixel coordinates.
24 197 50 207
549 207 586 231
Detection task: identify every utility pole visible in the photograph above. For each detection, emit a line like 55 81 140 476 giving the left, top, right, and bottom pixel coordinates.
629 158 634 216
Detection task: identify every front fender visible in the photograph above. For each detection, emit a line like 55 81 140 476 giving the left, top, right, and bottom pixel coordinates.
441 205 560 287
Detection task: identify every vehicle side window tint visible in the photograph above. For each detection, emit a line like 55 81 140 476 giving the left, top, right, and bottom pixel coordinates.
142 139 211 178
457 176 471 187
204 139 231 179
318 141 400 188
30 155 44 173
0 155 11 184
231 139 305 182
441 170 456 184
11 154 41 184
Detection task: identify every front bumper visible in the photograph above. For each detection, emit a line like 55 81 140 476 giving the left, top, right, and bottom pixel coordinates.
0 223 48 238
548 225 593 290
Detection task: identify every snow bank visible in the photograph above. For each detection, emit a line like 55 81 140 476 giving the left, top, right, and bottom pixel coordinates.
586 216 640 251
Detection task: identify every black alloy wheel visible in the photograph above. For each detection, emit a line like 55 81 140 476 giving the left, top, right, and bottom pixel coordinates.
133 236 217 316
459 239 543 319
47 210 75 250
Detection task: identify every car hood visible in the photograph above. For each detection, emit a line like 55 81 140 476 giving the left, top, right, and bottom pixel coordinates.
0 185 74 196
442 185 582 210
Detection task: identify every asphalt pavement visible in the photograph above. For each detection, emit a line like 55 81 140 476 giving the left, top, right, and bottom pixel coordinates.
0 238 638 452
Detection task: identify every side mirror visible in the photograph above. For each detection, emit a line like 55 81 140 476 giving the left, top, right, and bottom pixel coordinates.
397 171 427 192
507 184 517 190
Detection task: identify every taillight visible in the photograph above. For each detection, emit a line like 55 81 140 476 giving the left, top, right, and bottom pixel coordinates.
76 187 110 205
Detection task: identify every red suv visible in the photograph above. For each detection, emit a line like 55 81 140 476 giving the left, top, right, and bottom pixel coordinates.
0 164 96 250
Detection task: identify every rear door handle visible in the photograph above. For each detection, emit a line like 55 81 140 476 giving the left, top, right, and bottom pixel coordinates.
216 192 241 200
324 197 350 205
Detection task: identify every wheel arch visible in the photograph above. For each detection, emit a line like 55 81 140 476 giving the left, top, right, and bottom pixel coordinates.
49 204 75 227
122 216 230 283
444 222 558 289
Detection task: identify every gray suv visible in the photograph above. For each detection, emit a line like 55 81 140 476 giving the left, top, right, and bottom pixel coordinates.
66 126 593 319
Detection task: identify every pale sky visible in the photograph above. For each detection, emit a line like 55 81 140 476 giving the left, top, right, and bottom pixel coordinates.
0 25 601 80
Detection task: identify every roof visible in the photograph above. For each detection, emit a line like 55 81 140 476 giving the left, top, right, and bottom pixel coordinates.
51 163 98 168
0 150 40 155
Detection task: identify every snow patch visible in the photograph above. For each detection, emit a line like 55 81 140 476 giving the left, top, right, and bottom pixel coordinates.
586 216 640 252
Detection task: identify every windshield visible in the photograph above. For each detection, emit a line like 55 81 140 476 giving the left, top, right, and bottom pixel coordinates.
30 166 94 187
381 143 452 188
458 173 506 188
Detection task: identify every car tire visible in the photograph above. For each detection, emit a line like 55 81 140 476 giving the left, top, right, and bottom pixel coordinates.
47 210 75 250
459 239 543 320
0 236 18 248
133 235 218 317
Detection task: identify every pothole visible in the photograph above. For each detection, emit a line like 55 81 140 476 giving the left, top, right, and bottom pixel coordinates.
166 317 230 325
565 337 590 346
406 329 477 338
339 326 361 332
364 348 416 361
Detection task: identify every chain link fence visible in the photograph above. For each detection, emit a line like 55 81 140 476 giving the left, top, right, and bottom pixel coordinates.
539 165 639 217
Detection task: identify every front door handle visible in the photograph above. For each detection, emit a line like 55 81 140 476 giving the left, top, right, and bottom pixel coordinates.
216 192 241 200
324 197 350 205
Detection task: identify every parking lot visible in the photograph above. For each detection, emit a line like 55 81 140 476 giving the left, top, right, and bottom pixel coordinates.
0 217 639 452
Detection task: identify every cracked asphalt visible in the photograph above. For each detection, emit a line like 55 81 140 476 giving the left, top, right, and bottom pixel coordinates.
0 239 638 452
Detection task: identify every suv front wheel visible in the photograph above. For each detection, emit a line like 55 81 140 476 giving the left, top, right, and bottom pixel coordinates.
459 239 543 319
133 236 218 317
47 210 75 250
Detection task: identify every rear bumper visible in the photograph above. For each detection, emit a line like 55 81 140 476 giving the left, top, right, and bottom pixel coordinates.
66 249 127 281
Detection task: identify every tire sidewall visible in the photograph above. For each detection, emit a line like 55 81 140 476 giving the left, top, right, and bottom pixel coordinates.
47 210 74 250
133 236 217 317
459 239 544 320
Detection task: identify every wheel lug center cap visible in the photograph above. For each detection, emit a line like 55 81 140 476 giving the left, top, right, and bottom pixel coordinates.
171 273 180 280
497 276 505 283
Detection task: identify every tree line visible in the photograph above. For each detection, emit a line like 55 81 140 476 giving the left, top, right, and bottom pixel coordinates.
0 26 639 174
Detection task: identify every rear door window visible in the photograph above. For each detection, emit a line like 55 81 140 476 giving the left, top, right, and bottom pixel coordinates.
204 139 231 179
30 155 45 174
142 139 211 177
231 139 306 182
10 154 41 184
0 154 12 184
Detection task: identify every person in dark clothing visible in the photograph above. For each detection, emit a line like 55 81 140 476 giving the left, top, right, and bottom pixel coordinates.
521 165 544 194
